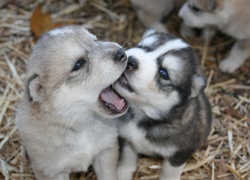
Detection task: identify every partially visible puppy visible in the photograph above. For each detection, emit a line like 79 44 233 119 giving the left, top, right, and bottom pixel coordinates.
179 0 250 72
16 25 128 180
130 0 185 32
114 29 212 180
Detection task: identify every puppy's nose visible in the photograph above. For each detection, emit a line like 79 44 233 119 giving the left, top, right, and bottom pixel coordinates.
127 56 138 71
114 48 127 62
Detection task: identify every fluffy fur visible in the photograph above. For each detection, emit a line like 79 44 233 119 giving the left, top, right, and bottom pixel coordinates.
16 25 128 180
179 0 250 72
114 29 212 180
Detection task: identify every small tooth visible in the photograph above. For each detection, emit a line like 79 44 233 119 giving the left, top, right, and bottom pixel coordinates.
121 77 128 85
109 104 115 111
105 102 116 111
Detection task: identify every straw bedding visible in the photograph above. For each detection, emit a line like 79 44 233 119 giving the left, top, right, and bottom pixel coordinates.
0 0 249 179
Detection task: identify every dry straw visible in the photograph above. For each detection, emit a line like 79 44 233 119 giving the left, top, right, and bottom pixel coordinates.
0 0 249 179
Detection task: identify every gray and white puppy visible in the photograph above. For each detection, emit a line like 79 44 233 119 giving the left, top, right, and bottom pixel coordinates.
114 30 212 180
179 0 250 72
130 0 185 32
16 25 128 180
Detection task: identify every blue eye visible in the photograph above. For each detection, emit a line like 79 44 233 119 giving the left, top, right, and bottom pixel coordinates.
159 68 169 80
72 59 85 71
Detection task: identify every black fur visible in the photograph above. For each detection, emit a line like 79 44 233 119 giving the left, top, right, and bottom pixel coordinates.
169 148 195 166
137 33 177 52
137 95 207 148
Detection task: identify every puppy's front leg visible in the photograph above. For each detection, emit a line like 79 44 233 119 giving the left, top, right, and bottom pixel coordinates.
160 148 194 180
93 145 119 180
159 160 185 180
117 141 137 180
219 39 250 72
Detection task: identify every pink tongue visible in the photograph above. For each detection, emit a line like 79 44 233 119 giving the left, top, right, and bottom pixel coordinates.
100 88 125 111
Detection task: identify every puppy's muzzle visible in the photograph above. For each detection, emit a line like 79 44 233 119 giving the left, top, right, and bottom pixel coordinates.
114 48 127 62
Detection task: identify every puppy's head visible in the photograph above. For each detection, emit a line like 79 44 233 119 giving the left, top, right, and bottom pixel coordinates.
26 25 128 119
178 0 224 28
114 29 206 119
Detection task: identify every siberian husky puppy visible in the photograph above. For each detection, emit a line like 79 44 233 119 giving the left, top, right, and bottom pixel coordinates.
130 0 185 32
114 29 212 180
179 0 250 72
16 25 128 180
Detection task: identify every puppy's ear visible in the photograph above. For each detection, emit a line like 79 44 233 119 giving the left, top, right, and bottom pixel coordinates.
142 29 156 39
207 0 216 11
190 74 206 98
27 74 43 103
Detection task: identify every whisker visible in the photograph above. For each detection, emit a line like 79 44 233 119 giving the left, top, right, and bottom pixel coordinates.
121 39 133 47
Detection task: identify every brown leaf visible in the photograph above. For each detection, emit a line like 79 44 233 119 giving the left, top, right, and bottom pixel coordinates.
30 4 52 38
30 4 76 39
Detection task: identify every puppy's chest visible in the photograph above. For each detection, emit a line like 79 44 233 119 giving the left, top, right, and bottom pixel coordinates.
61 124 117 153
38 123 117 172
118 121 176 157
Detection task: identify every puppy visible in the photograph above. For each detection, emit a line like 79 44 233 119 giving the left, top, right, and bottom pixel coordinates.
114 29 212 180
130 0 185 32
15 25 128 180
179 0 250 72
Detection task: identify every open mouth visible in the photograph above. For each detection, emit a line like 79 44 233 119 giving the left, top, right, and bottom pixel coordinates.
99 86 128 114
118 73 134 92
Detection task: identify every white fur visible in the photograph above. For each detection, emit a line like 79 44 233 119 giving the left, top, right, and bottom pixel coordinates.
49 26 97 40
150 39 188 59
117 142 138 180
160 161 186 180
121 39 189 119
121 48 182 119
49 28 74 36
119 119 177 156
117 114 177 180
139 39 189 58
162 55 183 82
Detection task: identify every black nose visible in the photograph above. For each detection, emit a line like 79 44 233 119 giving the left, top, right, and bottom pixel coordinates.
127 56 138 71
114 48 127 62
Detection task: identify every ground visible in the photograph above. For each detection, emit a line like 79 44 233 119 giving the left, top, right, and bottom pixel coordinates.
0 0 249 180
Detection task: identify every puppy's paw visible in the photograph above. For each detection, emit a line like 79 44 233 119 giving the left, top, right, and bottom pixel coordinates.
219 57 243 73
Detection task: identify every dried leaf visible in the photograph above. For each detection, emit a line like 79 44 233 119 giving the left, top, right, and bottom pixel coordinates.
30 4 76 38
30 4 52 38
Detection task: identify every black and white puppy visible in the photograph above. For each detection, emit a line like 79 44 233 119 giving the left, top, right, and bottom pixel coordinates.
114 29 212 180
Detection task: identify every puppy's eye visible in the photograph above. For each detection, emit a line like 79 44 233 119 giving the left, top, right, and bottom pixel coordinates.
72 59 86 71
189 4 202 13
159 68 169 80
